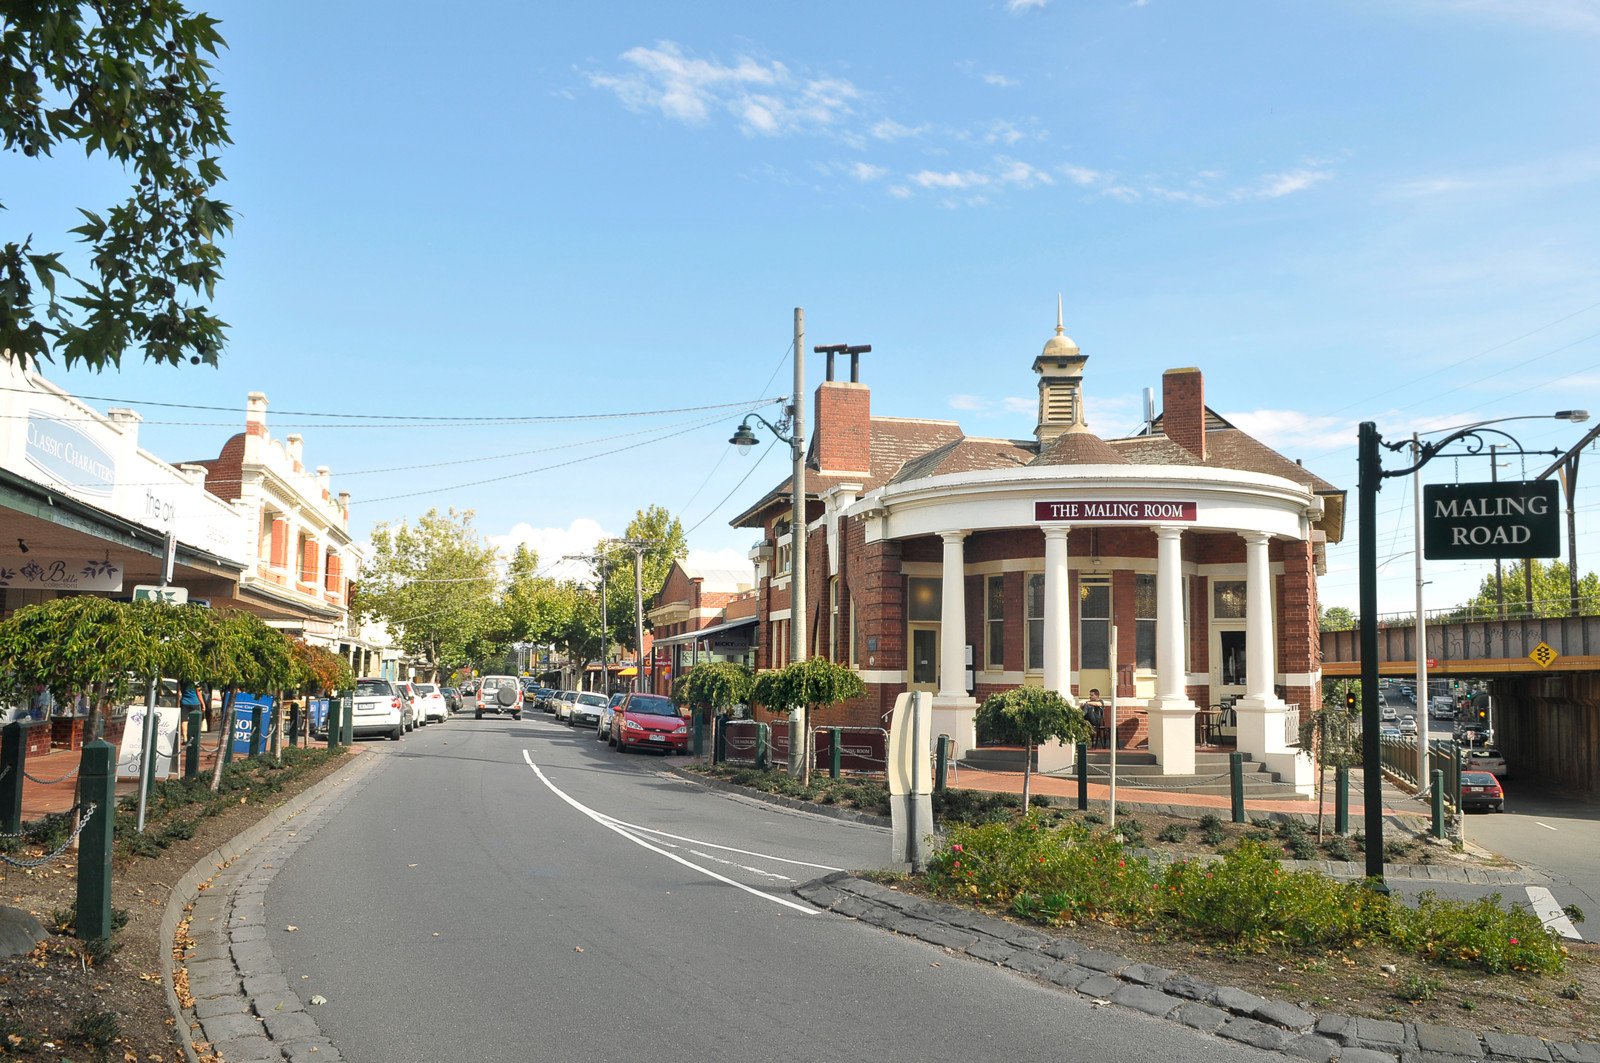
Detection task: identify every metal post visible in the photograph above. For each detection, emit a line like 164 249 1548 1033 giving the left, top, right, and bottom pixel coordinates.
713 716 726 765
185 709 201 778
1431 769 1445 839
692 710 704 757
75 740 115 941
632 545 646 694
136 677 157 833
1075 742 1088 811
1335 765 1350 834
756 723 768 771
1412 434 1432 790
1357 421 1389 888
248 705 263 758
1108 625 1119 829
0 722 26 835
326 696 342 751
1229 751 1246 823
789 308 808 778
289 702 300 748
831 727 843 780
934 734 949 793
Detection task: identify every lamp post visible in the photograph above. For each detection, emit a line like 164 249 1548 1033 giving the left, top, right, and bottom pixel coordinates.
608 538 661 693
1357 409 1587 887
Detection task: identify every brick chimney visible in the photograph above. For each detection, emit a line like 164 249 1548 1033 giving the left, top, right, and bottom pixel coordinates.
1161 368 1206 461
813 380 871 476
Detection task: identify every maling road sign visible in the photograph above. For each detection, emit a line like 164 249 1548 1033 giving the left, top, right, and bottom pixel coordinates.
1422 480 1560 561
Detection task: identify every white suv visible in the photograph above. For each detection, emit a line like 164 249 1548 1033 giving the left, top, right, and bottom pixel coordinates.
413 683 449 724
476 675 523 719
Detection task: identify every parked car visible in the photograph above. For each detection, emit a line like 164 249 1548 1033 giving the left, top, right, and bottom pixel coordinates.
476 675 523 719
349 677 408 741
442 687 462 713
1460 770 1505 812
1398 714 1418 736
569 691 610 728
608 692 689 754
394 679 423 730
541 689 564 714
522 678 541 706
1462 748 1508 777
597 693 625 739
554 690 581 723
413 683 449 724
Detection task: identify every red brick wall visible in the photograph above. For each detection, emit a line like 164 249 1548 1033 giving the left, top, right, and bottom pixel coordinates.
813 382 871 474
1277 537 1319 676
1162 368 1206 460
197 432 246 503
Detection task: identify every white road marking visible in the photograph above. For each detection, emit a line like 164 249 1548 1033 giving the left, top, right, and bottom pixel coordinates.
591 816 848 873
1535 822 1558 832
687 849 796 881
1526 886 1583 941
522 750 817 915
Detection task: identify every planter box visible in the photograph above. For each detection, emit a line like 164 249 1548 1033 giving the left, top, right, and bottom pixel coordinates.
50 717 85 751
22 722 50 757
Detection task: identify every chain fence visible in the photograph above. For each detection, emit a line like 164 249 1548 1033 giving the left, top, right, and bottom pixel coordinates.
0 801 97 868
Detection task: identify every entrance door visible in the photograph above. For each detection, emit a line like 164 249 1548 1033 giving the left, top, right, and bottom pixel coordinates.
1077 577 1111 700
909 624 939 693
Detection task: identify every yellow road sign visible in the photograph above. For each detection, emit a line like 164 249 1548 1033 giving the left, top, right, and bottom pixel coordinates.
1529 642 1559 668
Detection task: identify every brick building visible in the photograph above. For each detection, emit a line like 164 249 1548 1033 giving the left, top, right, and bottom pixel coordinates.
731 306 1345 789
647 562 757 694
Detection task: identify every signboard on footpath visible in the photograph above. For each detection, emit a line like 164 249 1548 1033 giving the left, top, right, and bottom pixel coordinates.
116 705 179 780
1422 480 1560 561
230 693 277 755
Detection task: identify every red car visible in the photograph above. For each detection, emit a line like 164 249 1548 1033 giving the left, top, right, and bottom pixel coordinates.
608 693 688 754
1460 770 1504 813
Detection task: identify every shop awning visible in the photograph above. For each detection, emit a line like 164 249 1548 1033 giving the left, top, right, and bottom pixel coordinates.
616 666 638 677
652 615 757 648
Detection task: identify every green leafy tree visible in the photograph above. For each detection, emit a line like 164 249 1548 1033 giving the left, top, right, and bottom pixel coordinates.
752 658 865 783
1319 605 1356 631
207 610 295 789
2 2 233 370
358 508 500 680
602 505 689 658
0 596 164 736
678 661 753 720
975 686 1091 806
1447 559 1600 620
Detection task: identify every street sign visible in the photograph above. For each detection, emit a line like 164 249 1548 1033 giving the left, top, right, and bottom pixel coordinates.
1422 480 1560 561
1529 642 1559 669
133 585 188 604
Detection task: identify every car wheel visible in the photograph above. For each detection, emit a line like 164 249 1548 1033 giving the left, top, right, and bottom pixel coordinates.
512 713 521 720
391 725 403 741
475 712 482 719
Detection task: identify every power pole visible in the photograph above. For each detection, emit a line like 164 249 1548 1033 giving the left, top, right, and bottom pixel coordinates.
564 552 611 692
609 538 663 693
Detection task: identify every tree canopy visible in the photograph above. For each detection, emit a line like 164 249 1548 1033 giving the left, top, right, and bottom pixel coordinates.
2 1 233 370
975 686 1090 806
1446 559 1600 620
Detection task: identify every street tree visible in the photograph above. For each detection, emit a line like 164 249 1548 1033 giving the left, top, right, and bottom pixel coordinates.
975 686 1091 807
358 508 500 680
1319 605 1356 631
1448 560 1600 620
752 658 864 783
207 610 294 791
677 661 752 721
2 2 233 370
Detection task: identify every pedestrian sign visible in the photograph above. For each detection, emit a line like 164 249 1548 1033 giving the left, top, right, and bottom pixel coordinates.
1529 642 1559 669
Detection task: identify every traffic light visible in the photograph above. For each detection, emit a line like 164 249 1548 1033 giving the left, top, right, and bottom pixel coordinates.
1345 689 1357 712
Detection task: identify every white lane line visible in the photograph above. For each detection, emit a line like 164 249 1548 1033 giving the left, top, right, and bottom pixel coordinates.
1526 886 1583 941
1535 822 1559 832
686 849 796 882
522 750 816 915
590 815 847 873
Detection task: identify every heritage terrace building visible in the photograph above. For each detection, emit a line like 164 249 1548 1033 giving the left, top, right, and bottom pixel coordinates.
732 306 1345 790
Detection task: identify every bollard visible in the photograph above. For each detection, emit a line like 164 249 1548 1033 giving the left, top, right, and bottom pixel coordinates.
185 709 201 779
756 724 768 771
75 740 116 942
1335 765 1350 835
326 697 342 751
340 695 353 746
1229 752 1246 824
934 734 950 793
831 727 843 780
713 716 726 765
0 722 26 835
1431 768 1445 839
1076 742 1089 811
289 703 300 748
692 711 704 757
248 705 263 758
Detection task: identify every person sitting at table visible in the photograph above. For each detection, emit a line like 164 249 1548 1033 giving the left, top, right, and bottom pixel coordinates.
1083 689 1107 747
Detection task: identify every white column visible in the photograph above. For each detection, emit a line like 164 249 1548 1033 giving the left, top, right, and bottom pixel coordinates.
933 530 978 754
1037 526 1076 773
1041 526 1072 697
1233 532 1312 792
1146 526 1197 775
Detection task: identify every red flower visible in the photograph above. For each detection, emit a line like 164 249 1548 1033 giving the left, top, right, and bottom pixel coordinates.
952 843 963 853
1510 937 1519 945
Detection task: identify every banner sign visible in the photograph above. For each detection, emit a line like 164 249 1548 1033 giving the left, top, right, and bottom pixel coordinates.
812 728 887 773
116 704 179 780
0 555 123 592
1035 500 1197 522
230 693 276 755
1423 480 1560 561
25 410 116 496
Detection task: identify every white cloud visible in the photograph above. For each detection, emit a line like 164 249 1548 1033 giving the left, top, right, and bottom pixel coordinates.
589 42 858 137
850 161 887 181
1000 396 1036 415
871 118 925 141
948 394 992 411
983 72 1021 88
1222 409 1356 454
1006 0 1049 11
1061 164 1102 186
997 157 1054 187
1422 0 1600 34
982 120 1031 145
911 169 991 190
684 547 755 578
1251 169 1331 199
1389 152 1600 200
490 517 612 583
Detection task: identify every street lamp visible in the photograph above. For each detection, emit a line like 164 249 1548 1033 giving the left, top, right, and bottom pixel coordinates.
1357 409 1587 888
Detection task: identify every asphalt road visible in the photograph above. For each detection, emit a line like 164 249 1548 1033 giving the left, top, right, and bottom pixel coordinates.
265 712 1285 1063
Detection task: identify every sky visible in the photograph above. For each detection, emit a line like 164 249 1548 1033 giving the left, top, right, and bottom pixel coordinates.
8 0 1600 615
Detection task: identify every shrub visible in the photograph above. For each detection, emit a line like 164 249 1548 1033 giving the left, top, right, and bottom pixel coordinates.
1197 814 1227 847
1389 892 1565 974
1157 823 1189 844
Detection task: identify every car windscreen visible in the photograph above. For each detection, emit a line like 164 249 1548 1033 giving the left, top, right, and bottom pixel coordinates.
1461 772 1496 785
626 696 678 716
415 685 438 694
577 693 607 707
355 680 391 696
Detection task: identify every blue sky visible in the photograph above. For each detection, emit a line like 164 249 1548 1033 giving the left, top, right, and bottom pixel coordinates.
11 0 1600 613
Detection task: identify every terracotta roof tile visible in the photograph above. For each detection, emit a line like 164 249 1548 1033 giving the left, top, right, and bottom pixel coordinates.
891 437 1033 484
1030 430 1128 467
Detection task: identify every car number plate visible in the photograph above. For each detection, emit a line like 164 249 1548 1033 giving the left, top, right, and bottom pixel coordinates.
649 734 664 742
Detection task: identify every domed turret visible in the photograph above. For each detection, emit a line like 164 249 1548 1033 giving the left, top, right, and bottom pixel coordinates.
1033 295 1090 445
